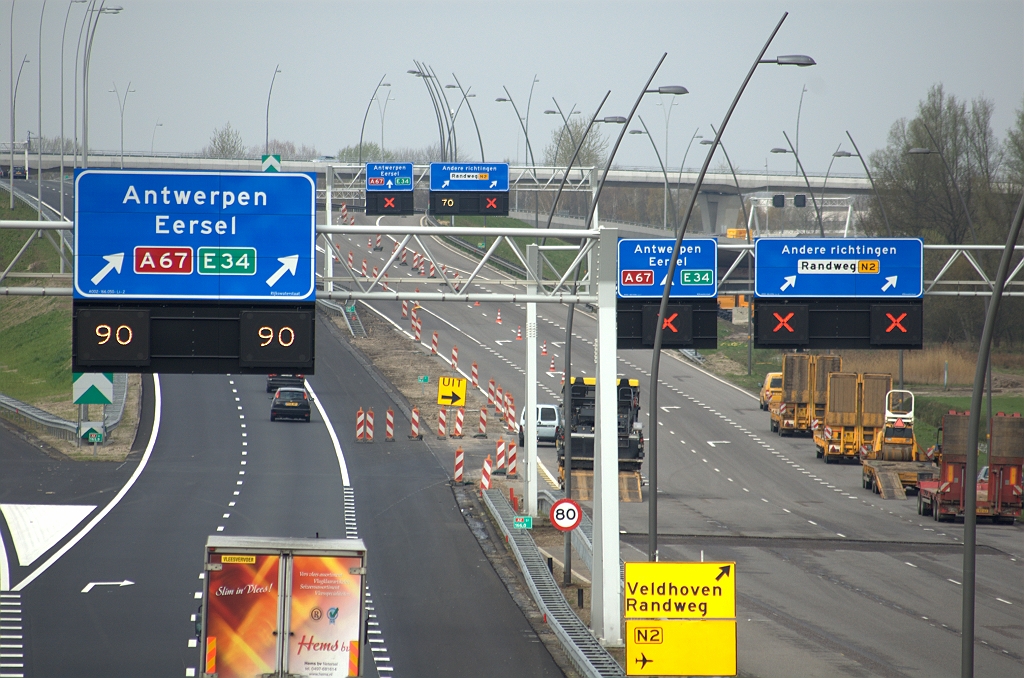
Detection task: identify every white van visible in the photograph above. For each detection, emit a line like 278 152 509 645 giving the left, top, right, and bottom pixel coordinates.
518 404 561 447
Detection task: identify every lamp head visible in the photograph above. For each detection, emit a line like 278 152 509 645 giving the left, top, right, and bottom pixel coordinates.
908 147 934 155
656 85 689 95
601 116 628 124
833 150 854 158
770 147 789 154
774 54 816 66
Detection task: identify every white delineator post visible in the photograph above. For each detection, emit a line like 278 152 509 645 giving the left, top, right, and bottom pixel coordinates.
525 245 540 516
592 227 622 646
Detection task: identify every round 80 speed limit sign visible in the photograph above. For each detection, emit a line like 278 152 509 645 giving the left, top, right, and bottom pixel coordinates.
549 498 583 532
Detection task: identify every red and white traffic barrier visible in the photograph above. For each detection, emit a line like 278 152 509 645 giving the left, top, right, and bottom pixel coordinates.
516 326 523 341
451 345 459 370
385 409 395 442
541 340 547 356
487 379 495 406
409 407 423 440
400 248 408 266
367 237 372 250
429 262 437 278
348 251 354 269
495 386 504 414
374 235 383 250
496 309 502 324
452 408 464 438
470 362 479 389
356 407 365 442
372 266 379 278
431 331 439 355
506 395 516 433
454 447 465 483
413 315 422 342
348 215 355 226
437 408 447 439
495 437 506 472
441 263 447 273
480 455 492 490
382 274 390 292
412 252 421 269
341 203 349 220
401 300 408 318
420 263 426 276
507 440 518 478
365 408 375 442
361 260 367 277
393 241 399 253
475 406 488 438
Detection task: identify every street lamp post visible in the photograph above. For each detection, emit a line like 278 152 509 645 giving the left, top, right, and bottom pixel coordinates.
629 115 677 229
409 65 448 160
545 100 579 167
648 13 814 566
37 0 48 219
9 55 29 209
673 128 702 216
358 75 389 164
150 121 162 155
842 131 892 236
656 94 679 229
496 87 539 225
83 1 123 169
109 81 134 169
60 0 88 221
701 129 753 376
265 64 281 156
794 83 807 175
771 129 824 236
376 89 394 157
448 74 485 161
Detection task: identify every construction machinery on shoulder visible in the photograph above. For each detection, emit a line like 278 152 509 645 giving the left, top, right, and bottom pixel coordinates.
556 377 644 501
860 390 938 498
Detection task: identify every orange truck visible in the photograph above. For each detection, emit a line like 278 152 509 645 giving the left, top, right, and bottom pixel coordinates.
813 372 892 463
770 354 811 435
918 411 1023 524
861 390 939 498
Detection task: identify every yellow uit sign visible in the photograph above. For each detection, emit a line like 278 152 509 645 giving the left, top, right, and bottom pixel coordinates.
625 619 737 676
436 376 467 407
624 562 736 619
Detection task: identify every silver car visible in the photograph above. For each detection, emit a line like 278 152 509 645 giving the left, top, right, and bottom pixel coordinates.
519 403 561 447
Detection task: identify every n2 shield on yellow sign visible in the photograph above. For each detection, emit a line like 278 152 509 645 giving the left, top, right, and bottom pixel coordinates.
436 376 467 407
624 562 736 619
626 619 736 677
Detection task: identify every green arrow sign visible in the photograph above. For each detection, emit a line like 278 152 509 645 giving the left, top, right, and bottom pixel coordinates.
262 154 281 172
73 373 114 405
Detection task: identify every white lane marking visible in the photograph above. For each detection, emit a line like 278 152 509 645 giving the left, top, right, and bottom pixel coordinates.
305 382 349 487
0 505 97 567
996 598 1013 605
948 579 962 586
14 374 162 592
904 562 917 568
807 520 817 525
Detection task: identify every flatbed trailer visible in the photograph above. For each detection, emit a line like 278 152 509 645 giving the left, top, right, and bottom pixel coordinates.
918 411 1023 523
861 390 938 498
771 354 812 436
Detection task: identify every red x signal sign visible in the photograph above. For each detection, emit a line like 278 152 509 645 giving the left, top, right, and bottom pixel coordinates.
383 196 396 209
662 313 679 333
485 197 498 209
885 312 907 333
773 312 795 333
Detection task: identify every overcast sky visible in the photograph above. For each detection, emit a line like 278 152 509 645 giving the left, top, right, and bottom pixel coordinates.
5 0 1023 174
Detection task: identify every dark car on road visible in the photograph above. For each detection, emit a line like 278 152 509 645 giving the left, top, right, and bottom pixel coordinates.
12 166 27 179
266 373 305 392
270 387 311 422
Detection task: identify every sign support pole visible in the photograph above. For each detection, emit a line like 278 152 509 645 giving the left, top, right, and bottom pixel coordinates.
325 166 334 293
592 226 622 645
525 244 539 516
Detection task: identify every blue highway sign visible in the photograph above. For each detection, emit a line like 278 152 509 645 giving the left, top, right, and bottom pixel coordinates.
74 170 316 301
430 163 509 191
366 162 414 191
617 238 718 298
754 237 923 298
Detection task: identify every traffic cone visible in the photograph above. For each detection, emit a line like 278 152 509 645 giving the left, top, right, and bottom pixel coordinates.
474 300 480 306
541 340 547 356
496 309 502 324
516 326 522 340
549 357 556 372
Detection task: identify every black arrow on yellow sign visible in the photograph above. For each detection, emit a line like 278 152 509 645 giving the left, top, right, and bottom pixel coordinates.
439 391 463 405
716 565 731 581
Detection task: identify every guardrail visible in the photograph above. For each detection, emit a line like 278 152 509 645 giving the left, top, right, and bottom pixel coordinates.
481 488 624 678
0 373 129 443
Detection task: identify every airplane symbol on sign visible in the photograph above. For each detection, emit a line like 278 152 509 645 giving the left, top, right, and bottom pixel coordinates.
886 312 908 332
485 197 498 209
661 313 678 333
384 197 396 209
636 653 653 669
773 312 795 333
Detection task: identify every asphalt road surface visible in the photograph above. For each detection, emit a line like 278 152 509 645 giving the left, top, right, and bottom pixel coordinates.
331 219 1023 678
1 318 565 676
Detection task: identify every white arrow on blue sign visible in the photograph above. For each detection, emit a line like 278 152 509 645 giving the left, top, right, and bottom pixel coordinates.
754 237 923 298
366 163 414 191
73 170 316 302
617 238 718 298
430 163 509 191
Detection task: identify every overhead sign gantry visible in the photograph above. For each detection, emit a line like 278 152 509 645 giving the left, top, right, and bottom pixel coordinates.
428 162 510 216
364 162 415 215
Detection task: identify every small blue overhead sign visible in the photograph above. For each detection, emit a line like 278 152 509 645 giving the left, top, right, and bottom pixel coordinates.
617 238 718 298
754 237 923 298
366 162 414 191
430 163 509 192
74 170 316 301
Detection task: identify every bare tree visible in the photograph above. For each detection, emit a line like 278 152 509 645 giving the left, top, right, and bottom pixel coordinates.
202 122 245 159
542 117 608 167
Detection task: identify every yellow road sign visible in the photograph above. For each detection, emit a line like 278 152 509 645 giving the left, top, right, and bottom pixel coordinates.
626 619 736 676
436 376 467 406
624 561 736 619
